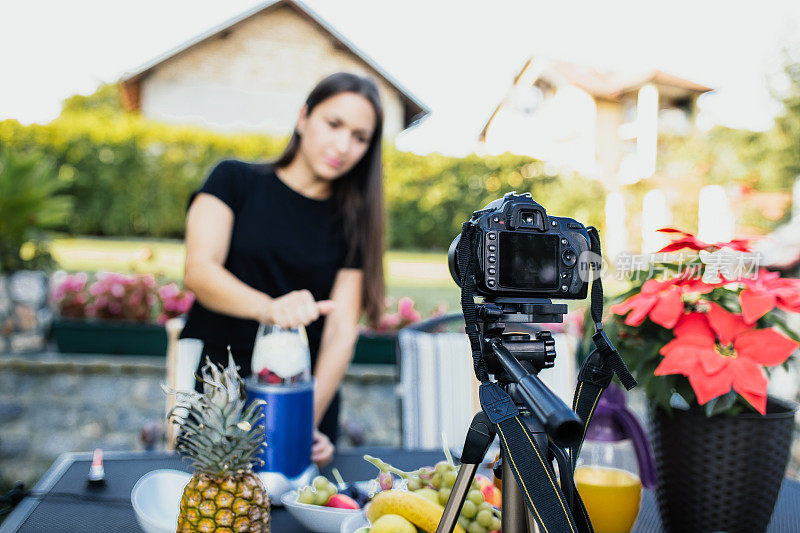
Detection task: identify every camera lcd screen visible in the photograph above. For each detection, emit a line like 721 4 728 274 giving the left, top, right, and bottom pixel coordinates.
498 233 559 289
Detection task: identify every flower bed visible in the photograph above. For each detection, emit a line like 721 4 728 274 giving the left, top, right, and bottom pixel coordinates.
51 271 194 355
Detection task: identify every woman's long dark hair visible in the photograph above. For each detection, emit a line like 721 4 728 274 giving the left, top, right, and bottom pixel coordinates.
274 72 385 327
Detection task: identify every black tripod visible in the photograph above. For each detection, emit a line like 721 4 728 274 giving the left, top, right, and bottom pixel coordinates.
436 298 584 533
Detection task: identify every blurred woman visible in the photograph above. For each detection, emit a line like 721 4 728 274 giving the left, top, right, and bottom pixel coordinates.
180 72 386 466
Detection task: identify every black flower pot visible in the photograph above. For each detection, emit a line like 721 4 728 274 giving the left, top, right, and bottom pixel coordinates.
650 397 796 533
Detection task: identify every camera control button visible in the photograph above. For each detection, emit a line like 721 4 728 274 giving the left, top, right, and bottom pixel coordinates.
488 244 496 252
561 284 568 292
488 280 496 287
561 238 568 245
488 232 497 240
488 268 496 275
561 272 570 279
488 255 496 263
562 249 577 267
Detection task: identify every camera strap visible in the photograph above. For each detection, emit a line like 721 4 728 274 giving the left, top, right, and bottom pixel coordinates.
568 227 636 471
457 220 491 384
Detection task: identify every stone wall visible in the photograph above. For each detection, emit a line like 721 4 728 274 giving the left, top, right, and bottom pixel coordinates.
0 272 51 354
0 354 399 490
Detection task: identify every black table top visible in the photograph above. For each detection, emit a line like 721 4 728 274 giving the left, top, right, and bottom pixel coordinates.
3 449 800 532
0 449 446 533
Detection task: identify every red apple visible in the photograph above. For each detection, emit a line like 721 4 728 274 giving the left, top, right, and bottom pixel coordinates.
325 494 360 510
481 483 502 508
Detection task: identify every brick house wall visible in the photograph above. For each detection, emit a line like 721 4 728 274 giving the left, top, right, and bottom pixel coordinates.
137 5 406 138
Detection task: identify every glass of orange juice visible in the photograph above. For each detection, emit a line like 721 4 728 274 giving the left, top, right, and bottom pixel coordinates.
575 464 641 533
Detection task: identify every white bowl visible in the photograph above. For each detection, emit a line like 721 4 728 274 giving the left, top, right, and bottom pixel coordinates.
340 511 370 533
131 469 192 533
258 464 318 505
280 490 361 533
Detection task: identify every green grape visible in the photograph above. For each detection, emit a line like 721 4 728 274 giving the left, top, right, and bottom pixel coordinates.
467 489 484 506
431 473 443 489
407 476 422 491
461 500 477 519
438 487 452 505
458 516 471 529
314 489 331 506
476 509 493 527
467 522 487 533
443 470 458 487
312 476 329 490
435 461 451 475
297 486 315 504
325 481 338 495
489 516 501 530
478 502 493 513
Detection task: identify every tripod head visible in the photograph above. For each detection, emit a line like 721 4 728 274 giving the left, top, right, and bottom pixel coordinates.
473 296 582 447
477 297 564 375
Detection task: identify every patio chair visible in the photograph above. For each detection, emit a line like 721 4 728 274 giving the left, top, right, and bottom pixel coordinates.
397 313 577 450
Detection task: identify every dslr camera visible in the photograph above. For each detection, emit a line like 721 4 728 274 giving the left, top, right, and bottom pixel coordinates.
448 192 591 299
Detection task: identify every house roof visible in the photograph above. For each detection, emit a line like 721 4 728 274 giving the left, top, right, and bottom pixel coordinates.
118 0 428 127
479 56 713 140
542 58 713 101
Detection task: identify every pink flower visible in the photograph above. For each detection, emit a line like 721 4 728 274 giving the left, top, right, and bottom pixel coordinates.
158 283 180 300
398 297 422 322
110 283 125 298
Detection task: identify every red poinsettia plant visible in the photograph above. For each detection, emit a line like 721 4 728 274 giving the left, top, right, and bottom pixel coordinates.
605 228 800 416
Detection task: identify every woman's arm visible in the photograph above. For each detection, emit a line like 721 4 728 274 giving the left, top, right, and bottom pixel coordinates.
184 193 271 321
184 193 337 326
312 268 364 426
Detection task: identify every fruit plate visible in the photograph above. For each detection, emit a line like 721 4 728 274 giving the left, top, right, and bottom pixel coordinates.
131 469 192 533
280 480 375 533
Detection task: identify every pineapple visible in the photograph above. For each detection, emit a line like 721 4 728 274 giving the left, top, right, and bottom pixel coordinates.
169 355 270 533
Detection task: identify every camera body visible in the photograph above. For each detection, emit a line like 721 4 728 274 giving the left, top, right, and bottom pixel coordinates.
449 192 591 299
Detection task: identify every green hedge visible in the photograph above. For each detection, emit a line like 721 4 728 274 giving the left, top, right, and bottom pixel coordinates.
0 112 605 250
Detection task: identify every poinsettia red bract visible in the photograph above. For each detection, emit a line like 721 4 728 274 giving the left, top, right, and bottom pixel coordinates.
655 304 798 414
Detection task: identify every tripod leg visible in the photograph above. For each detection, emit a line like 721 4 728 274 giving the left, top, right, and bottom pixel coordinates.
502 451 539 533
436 412 496 533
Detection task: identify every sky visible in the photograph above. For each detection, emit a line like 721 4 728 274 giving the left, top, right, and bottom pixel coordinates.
1 0 799 155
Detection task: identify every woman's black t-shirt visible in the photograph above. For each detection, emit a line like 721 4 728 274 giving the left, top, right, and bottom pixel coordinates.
179 159 361 365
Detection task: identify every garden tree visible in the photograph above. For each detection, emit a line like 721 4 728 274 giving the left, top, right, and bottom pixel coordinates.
59 82 125 117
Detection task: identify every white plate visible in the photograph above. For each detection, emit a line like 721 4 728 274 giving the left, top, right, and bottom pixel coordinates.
131 469 192 533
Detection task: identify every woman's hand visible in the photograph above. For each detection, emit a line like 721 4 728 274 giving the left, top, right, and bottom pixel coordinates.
311 428 335 467
259 289 336 328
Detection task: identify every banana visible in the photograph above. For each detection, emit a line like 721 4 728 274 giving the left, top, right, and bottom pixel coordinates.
366 490 466 533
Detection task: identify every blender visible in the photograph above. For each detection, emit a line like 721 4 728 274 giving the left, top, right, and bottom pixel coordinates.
245 324 318 502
